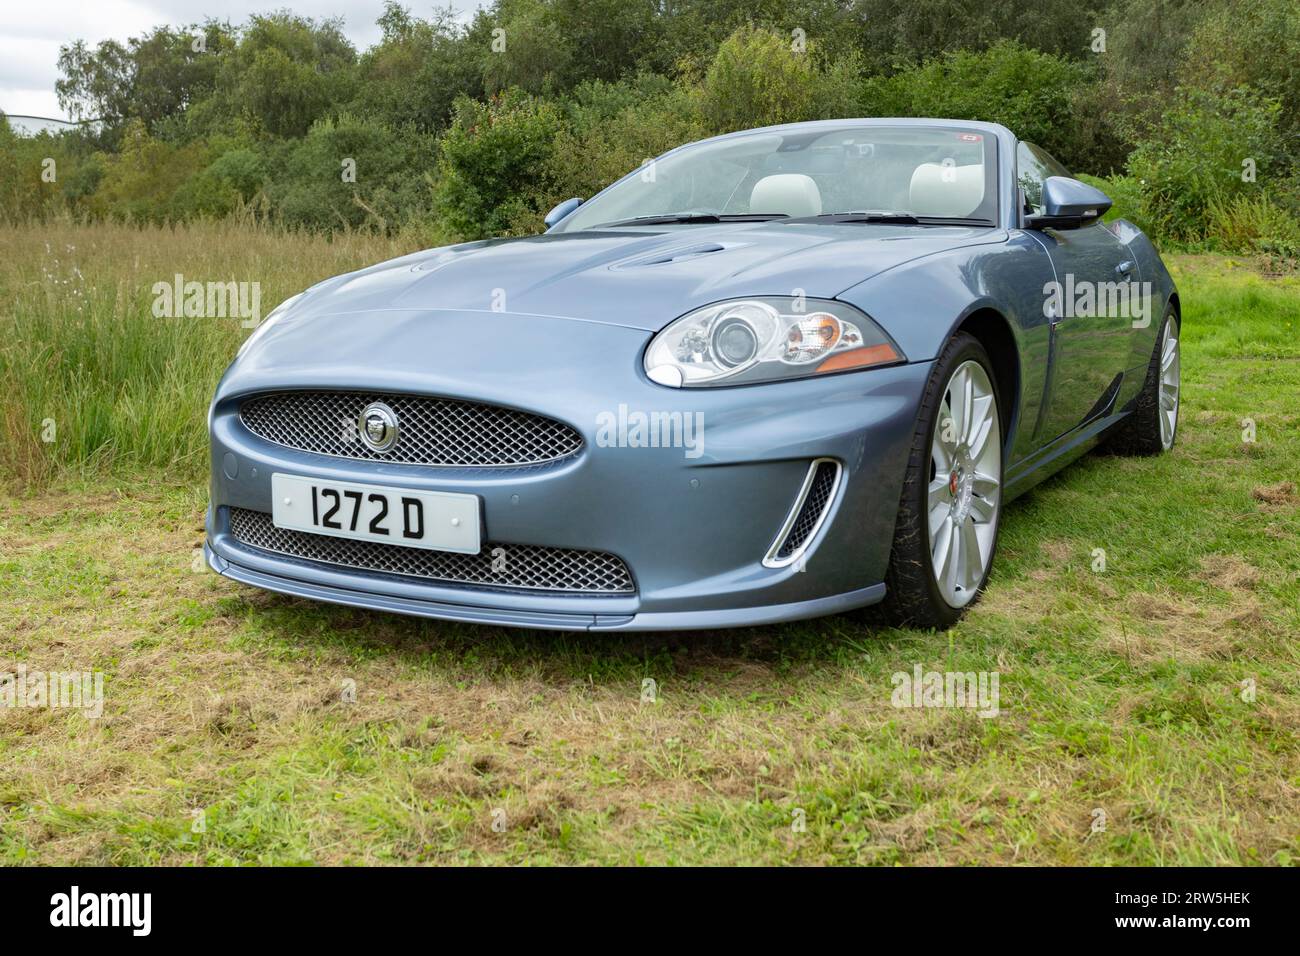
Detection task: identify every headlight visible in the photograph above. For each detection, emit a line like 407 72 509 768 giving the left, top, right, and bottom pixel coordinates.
644 297 905 387
236 292 305 359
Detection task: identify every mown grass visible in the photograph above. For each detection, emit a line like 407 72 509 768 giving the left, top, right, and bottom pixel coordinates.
0 224 1297 865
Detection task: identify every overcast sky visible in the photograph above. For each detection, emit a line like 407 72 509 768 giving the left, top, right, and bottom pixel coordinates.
0 1 485 119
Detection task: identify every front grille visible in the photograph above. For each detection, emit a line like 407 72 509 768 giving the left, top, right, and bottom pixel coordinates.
239 391 584 467
767 460 841 565
228 508 634 594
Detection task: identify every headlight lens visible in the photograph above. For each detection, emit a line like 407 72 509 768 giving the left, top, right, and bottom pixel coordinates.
645 297 904 387
236 292 305 359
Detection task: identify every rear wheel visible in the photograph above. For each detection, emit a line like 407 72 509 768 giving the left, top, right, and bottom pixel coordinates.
870 332 1003 629
1107 307 1180 455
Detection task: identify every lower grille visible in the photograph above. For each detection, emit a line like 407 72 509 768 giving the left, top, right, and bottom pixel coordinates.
765 459 841 566
228 508 634 594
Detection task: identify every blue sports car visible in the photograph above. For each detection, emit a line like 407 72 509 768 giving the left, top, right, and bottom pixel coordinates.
205 118 1180 631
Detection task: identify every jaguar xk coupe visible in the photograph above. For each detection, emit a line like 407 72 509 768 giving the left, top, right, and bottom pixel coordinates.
205 118 1180 630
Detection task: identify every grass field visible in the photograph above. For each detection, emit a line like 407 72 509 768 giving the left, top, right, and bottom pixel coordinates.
1 223 1298 865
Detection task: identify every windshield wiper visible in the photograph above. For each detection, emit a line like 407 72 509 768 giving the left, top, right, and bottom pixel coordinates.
593 212 789 228
786 211 996 227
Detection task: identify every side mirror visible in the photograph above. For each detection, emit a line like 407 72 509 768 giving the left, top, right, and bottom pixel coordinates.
1026 176 1112 230
544 197 584 229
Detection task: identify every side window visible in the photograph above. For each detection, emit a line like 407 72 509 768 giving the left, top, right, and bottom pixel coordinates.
1016 142 1073 219
1016 142 1048 217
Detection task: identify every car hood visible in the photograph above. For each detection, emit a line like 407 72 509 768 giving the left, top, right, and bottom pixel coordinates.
293 223 1007 332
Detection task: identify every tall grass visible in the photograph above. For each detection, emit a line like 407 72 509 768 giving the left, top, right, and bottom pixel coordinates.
4 219 1299 489
0 218 421 486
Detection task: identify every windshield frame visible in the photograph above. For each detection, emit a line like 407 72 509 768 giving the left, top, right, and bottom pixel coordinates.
552 121 1003 233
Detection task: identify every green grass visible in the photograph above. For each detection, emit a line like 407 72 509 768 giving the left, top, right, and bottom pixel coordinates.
0 219 420 483
0 228 1297 865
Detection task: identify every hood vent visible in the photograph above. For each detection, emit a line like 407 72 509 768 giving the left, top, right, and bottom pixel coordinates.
613 242 730 269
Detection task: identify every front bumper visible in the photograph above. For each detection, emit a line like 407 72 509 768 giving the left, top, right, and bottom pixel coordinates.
206 309 931 631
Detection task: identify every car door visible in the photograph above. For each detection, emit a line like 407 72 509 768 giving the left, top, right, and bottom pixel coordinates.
1017 142 1137 445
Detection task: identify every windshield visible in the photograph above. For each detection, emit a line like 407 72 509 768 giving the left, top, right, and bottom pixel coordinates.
556 125 999 231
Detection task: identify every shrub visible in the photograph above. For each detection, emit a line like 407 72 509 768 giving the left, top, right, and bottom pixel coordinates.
432 91 564 240
0 122 66 222
1180 0 1300 158
89 120 211 223
266 114 436 232
1204 194 1300 253
1075 173 1143 224
1256 238 1300 275
1126 86 1284 246
698 25 818 133
861 41 1093 168
539 80 705 225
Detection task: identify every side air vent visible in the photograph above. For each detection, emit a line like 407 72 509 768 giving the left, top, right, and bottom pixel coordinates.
763 459 842 568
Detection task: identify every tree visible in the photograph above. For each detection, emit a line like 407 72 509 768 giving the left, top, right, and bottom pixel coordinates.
699 25 818 133
350 3 484 132
226 14 358 138
56 23 236 134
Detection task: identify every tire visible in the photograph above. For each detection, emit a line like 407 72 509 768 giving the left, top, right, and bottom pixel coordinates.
1106 307 1180 456
867 332 1004 630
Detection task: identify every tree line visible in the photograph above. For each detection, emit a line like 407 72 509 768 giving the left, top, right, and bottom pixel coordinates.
1 0 1297 253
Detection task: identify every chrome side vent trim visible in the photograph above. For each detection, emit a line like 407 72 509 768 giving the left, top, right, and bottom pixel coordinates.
763 459 842 569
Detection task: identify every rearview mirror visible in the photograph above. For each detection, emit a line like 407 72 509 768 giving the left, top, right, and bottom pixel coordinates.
1025 176 1112 230
544 197 584 229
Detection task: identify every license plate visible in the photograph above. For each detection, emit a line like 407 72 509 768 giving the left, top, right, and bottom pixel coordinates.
271 474 480 554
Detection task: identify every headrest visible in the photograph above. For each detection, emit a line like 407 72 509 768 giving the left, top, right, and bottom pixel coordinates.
908 163 985 218
750 174 822 218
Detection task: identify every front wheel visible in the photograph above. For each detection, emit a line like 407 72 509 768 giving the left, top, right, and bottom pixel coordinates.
870 333 1004 629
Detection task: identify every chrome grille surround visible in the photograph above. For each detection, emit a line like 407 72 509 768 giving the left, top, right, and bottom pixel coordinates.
238 390 584 467
764 459 842 567
228 508 635 594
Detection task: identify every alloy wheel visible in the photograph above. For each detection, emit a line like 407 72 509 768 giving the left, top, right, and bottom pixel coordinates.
928 360 1002 608
1159 321 1180 450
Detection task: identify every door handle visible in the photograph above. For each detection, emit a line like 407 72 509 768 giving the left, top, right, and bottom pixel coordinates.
1116 260 1134 277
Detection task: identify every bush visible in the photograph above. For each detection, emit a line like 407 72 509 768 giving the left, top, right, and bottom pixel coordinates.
1204 195 1300 253
1256 237 1300 274
266 114 436 232
1126 86 1284 246
1075 173 1143 224
89 120 211 223
698 25 818 133
540 80 705 223
1180 0 1300 157
0 122 66 222
861 41 1093 168
432 91 564 240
